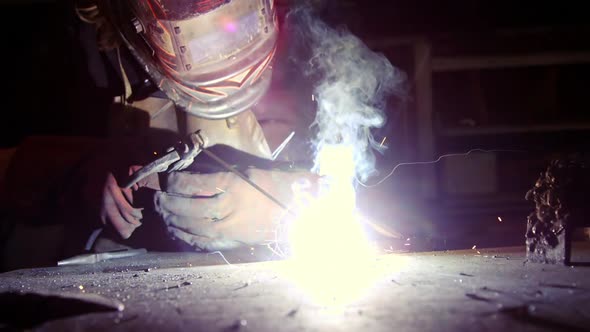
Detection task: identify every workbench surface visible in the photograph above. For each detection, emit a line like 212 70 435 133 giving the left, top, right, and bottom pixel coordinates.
1 246 589 331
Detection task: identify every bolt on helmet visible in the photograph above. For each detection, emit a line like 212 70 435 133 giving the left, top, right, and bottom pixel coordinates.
102 0 279 119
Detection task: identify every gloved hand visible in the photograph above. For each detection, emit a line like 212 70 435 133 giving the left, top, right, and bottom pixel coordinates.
101 164 161 239
99 165 145 239
69 162 151 240
153 169 319 251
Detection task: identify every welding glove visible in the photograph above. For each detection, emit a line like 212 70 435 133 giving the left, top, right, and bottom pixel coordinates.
97 165 147 239
152 169 319 251
66 160 156 241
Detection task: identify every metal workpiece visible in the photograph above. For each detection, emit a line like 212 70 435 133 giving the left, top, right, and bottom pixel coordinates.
2 246 590 331
57 249 148 266
525 157 590 265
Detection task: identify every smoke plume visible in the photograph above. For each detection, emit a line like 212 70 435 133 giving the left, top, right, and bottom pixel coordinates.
286 7 406 181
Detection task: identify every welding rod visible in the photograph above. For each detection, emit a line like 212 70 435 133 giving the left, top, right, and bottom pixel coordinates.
201 149 296 216
57 248 147 266
202 149 403 239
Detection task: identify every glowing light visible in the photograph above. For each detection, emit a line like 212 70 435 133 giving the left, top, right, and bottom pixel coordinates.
281 145 404 307
289 146 361 262
497 216 503 222
224 21 237 33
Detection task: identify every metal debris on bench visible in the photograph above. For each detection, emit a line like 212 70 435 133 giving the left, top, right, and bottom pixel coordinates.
525 157 590 264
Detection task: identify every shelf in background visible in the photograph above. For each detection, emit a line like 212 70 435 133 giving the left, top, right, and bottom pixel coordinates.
432 51 590 72
439 123 590 137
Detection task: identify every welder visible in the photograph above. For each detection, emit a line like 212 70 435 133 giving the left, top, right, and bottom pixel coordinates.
1 0 319 262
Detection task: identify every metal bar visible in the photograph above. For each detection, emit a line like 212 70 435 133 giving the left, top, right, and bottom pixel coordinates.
201 149 295 215
57 248 147 266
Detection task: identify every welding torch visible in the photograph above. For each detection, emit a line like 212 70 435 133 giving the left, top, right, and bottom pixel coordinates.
123 130 293 214
124 130 402 239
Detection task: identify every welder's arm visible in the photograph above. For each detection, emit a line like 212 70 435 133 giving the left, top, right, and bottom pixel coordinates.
54 133 177 241
150 169 318 251
1 136 163 259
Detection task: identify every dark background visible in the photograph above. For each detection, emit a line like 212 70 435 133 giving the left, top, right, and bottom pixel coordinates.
1 0 588 145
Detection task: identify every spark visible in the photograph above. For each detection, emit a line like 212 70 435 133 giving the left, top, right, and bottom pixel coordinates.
207 251 232 266
216 187 225 193
472 245 477 250
379 136 387 147
277 7 411 307
281 145 406 307
289 146 366 262
497 216 503 222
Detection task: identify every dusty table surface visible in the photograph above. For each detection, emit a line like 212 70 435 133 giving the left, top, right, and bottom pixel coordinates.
1 245 589 331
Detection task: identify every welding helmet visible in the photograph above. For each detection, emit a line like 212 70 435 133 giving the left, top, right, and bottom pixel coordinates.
102 0 278 119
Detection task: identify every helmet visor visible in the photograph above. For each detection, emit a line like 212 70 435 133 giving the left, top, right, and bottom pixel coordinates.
113 0 278 118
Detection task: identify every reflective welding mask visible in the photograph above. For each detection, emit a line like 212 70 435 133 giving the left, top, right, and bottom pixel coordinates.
103 0 279 119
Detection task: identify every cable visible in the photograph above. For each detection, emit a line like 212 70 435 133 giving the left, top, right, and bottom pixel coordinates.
75 4 100 24
357 148 526 188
